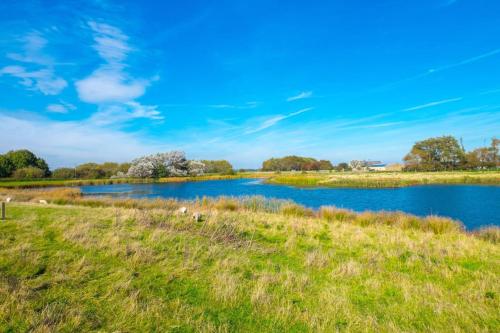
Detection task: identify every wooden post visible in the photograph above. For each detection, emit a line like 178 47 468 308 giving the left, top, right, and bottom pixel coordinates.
1 202 5 220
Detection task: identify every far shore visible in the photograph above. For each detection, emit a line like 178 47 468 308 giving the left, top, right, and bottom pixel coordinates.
0 170 499 189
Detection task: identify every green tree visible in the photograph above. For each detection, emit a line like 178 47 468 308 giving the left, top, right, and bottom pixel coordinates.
262 156 321 171
201 160 234 174
75 163 106 179
403 136 465 171
0 155 14 177
318 160 334 170
4 149 50 176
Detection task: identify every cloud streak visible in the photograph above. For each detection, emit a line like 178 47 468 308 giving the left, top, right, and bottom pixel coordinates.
373 48 500 92
287 91 312 102
403 97 462 111
245 107 313 134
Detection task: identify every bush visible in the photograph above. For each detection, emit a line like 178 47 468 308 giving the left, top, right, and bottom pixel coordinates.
13 167 46 179
52 168 76 179
75 163 106 179
201 160 234 174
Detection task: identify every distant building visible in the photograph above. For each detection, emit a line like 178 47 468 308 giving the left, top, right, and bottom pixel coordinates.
350 160 387 171
367 163 387 171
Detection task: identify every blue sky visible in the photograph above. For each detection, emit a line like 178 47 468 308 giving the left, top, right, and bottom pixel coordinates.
1 0 499 168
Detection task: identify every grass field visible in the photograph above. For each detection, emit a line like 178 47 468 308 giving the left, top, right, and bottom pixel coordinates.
0 189 499 332
266 171 500 188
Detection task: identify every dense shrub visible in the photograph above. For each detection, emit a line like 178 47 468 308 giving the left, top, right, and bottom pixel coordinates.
201 160 234 174
75 163 106 179
13 167 46 179
52 168 76 179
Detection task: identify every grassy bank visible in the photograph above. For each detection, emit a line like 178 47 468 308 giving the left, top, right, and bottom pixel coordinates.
0 189 499 331
0 172 272 189
266 171 500 188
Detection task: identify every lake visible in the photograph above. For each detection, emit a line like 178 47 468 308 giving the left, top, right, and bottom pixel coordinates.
81 179 500 229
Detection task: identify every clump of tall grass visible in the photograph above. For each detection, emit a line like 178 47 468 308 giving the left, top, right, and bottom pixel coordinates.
214 197 240 211
197 195 292 214
238 196 292 213
319 206 357 222
474 227 500 244
279 203 315 217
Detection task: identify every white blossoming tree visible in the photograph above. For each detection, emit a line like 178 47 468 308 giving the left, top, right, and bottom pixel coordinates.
127 151 205 178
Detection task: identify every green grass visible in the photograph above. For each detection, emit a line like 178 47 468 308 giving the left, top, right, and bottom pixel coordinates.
266 170 500 188
0 191 499 332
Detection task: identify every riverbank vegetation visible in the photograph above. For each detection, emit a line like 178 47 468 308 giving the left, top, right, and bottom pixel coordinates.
0 173 270 189
267 170 500 188
262 156 334 171
1 135 499 189
0 189 498 331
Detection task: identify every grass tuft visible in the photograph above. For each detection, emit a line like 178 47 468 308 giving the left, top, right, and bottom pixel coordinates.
475 227 500 244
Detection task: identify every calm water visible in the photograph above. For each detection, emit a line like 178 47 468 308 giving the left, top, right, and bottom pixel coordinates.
81 179 500 229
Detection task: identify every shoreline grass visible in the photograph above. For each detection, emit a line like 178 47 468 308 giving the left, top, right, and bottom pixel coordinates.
266 171 500 188
0 190 498 331
1 171 498 190
0 172 272 189
1 187 498 238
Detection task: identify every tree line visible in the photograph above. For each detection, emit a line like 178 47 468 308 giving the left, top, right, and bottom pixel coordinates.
1 135 497 179
403 136 499 171
0 150 235 180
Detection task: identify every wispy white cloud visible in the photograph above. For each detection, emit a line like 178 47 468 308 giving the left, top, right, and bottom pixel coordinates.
287 91 312 102
88 21 131 65
428 49 500 74
245 107 313 134
75 21 161 122
1 65 67 95
403 97 462 111
208 101 260 109
7 32 51 65
90 102 162 126
0 32 67 95
46 101 76 114
76 69 148 103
